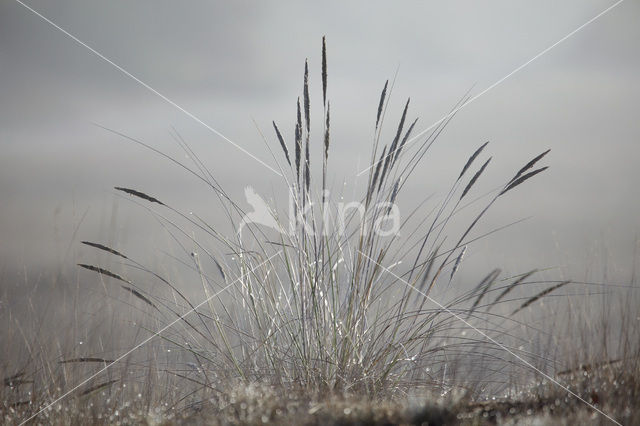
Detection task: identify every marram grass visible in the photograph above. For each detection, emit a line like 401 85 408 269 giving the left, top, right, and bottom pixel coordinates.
76 40 557 397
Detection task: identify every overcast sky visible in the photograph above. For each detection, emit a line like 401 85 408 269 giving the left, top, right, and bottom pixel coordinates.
1 1 639 283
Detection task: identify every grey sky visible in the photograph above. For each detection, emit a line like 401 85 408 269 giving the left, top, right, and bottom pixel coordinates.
1 1 639 282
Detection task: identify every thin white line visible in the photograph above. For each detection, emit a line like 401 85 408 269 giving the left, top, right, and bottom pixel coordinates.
13 0 282 177
19 250 283 425
357 0 625 176
357 250 621 425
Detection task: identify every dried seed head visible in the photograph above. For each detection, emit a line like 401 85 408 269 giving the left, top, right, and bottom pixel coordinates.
81 241 128 259
493 270 537 306
393 117 419 166
460 157 492 200
459 141 489 180
322 36 327 107
114 187 164 205
303 60 310 133
272 121 291 166
510 149 551 184
78 264 130 284
376 80 389 129
512 280 570 316
501 166 548 196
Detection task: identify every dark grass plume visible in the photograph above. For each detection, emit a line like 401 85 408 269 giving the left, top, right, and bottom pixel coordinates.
501 166 549 196
511 280 571 316
388 98 410 160
3 373 32 387
3 372 25 385
80 379 118 397
418 245 439 294
492 269 538 306
459 141 489 180
77 263 130 284
114 187 165 205
121 286 158 310
460 157 492 200
376 80 389 129
322 36 327 107
272 121 291 166
468 268 501 318
378 98 410 191
59 357 115 365
392 117 418 167
81 241 128 259
303 60 310 133
510 149 551 184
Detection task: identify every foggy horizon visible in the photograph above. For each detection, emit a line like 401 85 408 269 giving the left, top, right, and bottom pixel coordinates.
1 1 639 283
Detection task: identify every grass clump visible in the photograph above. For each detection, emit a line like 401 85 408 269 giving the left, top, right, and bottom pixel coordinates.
76 38 558 399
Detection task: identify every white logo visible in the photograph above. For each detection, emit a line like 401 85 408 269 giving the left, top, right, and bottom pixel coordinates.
238 186 401 238
237 187 285 236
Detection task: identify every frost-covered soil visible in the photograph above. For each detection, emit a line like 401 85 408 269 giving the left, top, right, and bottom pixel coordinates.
4 364 637 425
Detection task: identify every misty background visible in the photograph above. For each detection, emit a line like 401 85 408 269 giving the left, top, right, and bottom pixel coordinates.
1 0 639 287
